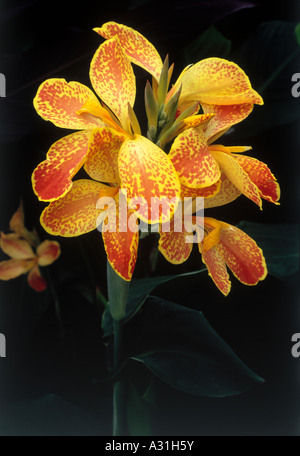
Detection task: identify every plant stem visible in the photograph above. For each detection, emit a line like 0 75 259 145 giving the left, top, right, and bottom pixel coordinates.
106 261 130 436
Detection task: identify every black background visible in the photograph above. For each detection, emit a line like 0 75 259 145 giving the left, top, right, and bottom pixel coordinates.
0 0 299 436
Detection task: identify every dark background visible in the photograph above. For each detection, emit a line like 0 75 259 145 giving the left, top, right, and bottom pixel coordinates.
0 0 299 436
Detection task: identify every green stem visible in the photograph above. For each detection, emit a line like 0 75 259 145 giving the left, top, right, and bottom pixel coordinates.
106 261 130 436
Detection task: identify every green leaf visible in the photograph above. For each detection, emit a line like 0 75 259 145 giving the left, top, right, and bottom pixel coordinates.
102 269 206 337
236 221 299 280
132 297 264 397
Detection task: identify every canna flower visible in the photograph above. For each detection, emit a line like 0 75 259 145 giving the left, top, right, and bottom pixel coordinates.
0 204 60 291
168 106 280 209
32 31 181 226
158 215 267 295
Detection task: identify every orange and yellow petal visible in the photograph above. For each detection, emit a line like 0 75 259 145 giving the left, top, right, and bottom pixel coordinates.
40 179 114 237
169 128 220 188
211 150 262 208
94 21 163 81
179 58 263 106
181 113 214 131
32 130 94 202
33 79 105 129
118 135 181 224
9 201 25 234
90 36 136 128
158 229 193 264
27 264 47 292
102 197 139 281
234 155 280 204
84 128 127 184
181 180 221 199
0 232 35 260
204 174 241 208
219 223 267 285
201 103 254 142
199 243 231 296
0 258 35 280
37 240 61 266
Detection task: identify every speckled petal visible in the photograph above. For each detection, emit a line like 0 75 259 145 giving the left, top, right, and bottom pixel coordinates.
32 130 93 202
158 228 193 265
179 58 263 106
181 181 221 198
204 174 241 208
169 128 220 188
94 22 163 80
102 196 139 281
90 36 136 127
234 155 280 204
220 223 268 285
199 242 231 296
84 128 127 184
211 150 262 208
201 103 254 141
118 135 181 224
40 180 114 237
33 79 105 129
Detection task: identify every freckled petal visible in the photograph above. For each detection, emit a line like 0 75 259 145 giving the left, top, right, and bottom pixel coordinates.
40 180 116 237
33 79 105 129
169 128 220 188
32 130 94 202
234 155 280 204
102 196 139 281
212 150 262 208
179 58 263 106
37 240 61 266
181 180 221 198
220 223 268 285
118 135 181 224
201 103 254 141
182 113 214 130
199 243 231 296
0 259 34 280
0 232 35 260
204 174 241 208
27 264 47 292
84 128 126 184
94 22 163 80
90 36 136 127
159 229 193 264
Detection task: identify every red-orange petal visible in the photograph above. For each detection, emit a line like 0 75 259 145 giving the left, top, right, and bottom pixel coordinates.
0 258 35 280
179 58 263 106
37 240 61 266
27 264 47 291
219 223 267 285
169 128 220 188
0 232 35 260
84 128 127 184
32 130 94 202
234 154 280 204
33 79 105 129
211 150 262 208
181 180 221 199
102 194 139 281
90 36 136 128
94 22 163 80
40 180 114 237
158 228 193 265
201 103 254 142
199 243 231 296
118 135 181 224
